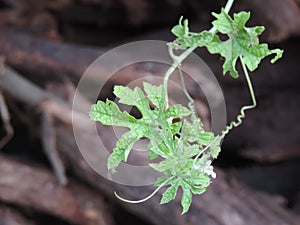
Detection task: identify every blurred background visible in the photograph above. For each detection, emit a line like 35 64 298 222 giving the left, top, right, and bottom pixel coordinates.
0 0 300 225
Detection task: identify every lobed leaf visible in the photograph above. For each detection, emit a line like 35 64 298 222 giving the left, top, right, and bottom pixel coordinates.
143 82 166 110
182 119 204 142
89 100 137 127
165 104 191 118
181 184 192 214
113 85 151 117
210 136 222 158
207 9 284 78
198 132 214 146
107 131 142 174
171 10 283 78
160 180 180 204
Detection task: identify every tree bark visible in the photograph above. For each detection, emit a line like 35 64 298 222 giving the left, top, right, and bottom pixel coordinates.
0 155 115 225
0 206 36 225
246 0 300 42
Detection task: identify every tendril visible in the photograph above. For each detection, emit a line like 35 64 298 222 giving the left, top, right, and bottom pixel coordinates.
114 176 175 204
220 57 257 138
193 56 257 165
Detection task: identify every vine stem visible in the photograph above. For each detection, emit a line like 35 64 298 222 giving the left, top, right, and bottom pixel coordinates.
163 46 196 109
114 176 175 204
163 0 235 109
178 66 194 104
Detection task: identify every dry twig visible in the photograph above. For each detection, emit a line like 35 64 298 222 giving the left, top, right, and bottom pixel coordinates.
0 57 13 149
0 65 88 183
0 91 14 149
41 111 68 185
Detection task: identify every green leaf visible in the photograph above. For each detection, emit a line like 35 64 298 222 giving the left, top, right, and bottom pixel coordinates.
198 132 214 146
190 185 207 195
160 181 180 204
143 82 166 109
171 11 283 78
180 182 193 214
165 104 191 118
198 133 222 158
193 31 216 47
147 127 171 159
182 144 200 158
181 119 204 142
154 177 172 187
210 136 222 158
155 160 213 213
170 122 182 135
107 131 142 174
91 82 197 175
89 100 137 127
211 145 221 159
149 161 171 172
171 16 189 38
171 16 216 49
206 9 283 78
113 85 151 117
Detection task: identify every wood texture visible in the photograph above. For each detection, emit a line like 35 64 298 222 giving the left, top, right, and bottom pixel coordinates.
0 155 114 225
0 206 36 225
247 0 300 42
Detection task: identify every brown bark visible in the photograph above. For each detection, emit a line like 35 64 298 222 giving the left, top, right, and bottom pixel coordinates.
1 0 299 42
0 28 104 79
246 0 300 42
0 155 114 225
0 206 36 225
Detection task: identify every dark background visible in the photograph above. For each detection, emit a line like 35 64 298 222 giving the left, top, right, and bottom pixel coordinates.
0 0 300 225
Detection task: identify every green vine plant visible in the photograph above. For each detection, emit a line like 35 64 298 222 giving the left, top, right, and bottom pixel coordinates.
89 0 283 214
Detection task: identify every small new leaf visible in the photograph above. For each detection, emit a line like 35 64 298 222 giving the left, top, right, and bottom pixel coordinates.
171 16 189 39
171 17 215 49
